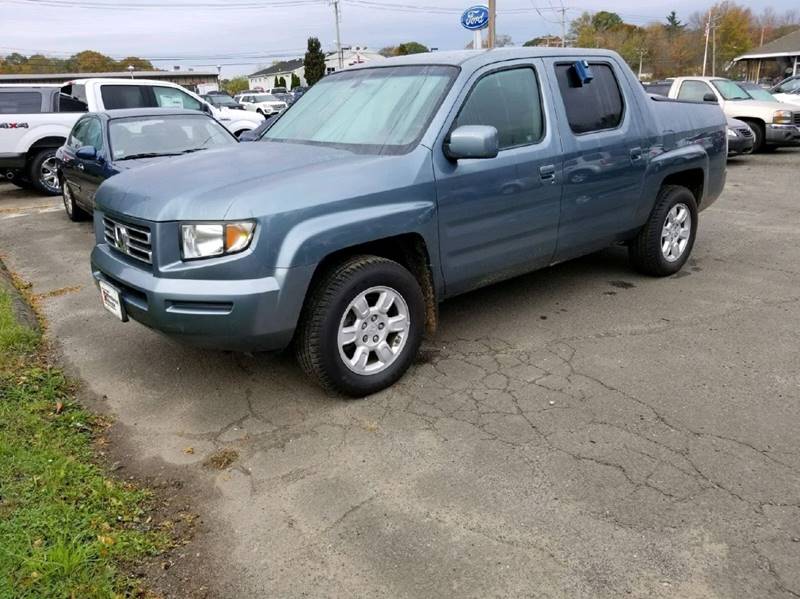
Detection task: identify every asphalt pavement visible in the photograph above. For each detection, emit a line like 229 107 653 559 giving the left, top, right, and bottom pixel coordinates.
1 150 799 598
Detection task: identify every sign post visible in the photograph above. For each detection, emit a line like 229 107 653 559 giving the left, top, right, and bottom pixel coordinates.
460 5 489 49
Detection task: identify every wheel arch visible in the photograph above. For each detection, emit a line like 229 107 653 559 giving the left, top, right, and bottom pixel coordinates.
27 136 67 157
302 233 439 336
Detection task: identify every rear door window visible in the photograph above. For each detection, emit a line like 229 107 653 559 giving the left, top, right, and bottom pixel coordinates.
555 63 624 134
58 93 88 112
454 67 545 150
677 80 715 102
0 91 42 114
153 86 202 110
100 85 156 109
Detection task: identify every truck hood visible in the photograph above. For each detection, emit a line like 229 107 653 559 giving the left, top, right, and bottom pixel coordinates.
96 141 387 221
724 98 788 114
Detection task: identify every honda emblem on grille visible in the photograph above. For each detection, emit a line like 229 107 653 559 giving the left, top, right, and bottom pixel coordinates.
113 224 129 253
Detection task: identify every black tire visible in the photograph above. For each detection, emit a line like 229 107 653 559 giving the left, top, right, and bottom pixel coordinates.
629 185 698 277
27 148 61 195
62 179 89 222
746 121 766 153
296 255 425 397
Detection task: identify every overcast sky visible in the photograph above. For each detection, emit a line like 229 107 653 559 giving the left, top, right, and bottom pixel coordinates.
2 0 797 78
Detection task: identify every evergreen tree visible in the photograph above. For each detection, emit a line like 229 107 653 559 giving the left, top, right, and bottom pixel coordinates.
304 37 326 86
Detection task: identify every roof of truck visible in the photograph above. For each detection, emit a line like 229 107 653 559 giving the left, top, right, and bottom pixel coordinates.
0 83 61 89
348 47 622 69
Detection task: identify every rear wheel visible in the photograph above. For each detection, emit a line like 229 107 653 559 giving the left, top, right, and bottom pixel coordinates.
28 149 61 195
296 255 425 397
629 185 698 277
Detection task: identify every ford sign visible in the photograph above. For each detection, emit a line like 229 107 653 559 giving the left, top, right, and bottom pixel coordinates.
461 5 489 30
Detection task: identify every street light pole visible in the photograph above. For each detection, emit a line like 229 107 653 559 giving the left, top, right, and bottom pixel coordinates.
487 0 496 49
332 0 343 70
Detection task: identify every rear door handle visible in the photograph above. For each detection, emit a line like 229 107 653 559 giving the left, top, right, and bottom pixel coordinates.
630 147 643 162
77 163 85 171
539 164 556 183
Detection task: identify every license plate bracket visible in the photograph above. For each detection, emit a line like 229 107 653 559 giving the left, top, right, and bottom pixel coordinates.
99 280 127 322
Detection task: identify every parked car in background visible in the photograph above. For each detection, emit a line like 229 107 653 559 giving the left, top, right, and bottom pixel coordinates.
236 93 287 116
290 86 308 101
736 81 781 103
771 75 800 105
56 108 236 221
273 92 295 106
91 48 726 396
0 84 88 194
265 87 287 95
238 114 278 141
201 93 245 110
726 117 754 156
664 76 800 151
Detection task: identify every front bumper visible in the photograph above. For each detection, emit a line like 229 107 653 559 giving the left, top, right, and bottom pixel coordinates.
766 124 800 146
90 243 315 352
727 134 754 155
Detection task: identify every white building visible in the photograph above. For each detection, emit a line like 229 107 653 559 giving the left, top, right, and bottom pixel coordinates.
247 46 385 90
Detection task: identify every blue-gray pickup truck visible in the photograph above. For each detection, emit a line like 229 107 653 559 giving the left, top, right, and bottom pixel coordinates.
90 48 726 396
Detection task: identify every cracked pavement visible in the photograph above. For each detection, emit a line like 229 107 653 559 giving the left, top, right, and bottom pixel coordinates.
1 150 799 598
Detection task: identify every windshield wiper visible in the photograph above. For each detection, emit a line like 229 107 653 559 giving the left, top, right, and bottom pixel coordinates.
180 148 208 154
117 152 181 161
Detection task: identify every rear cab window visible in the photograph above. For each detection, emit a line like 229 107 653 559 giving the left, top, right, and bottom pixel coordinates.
100 85 155 110
555 63 624 134
0 90 43 114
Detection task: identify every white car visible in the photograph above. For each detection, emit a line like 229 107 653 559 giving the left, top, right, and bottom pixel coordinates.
236 93 288 116
771 76 800 106
1 78 263 195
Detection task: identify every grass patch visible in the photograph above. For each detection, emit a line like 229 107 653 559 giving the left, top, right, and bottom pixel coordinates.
0 286 169 598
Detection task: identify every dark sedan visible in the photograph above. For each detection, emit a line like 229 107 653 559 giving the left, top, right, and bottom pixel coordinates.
56 108 237 221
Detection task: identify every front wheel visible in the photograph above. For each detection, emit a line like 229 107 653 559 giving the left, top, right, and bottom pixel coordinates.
629 185 698 276
295 255 425 397
62 180 89 222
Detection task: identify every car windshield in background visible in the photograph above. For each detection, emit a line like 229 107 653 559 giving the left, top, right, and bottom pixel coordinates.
263 65 458 154
253 94 279 102
711 79 751 100
210 95 239 107
739 84 779 103
109 114 235 160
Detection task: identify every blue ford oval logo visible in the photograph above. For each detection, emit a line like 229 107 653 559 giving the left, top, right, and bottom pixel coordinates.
461 5 489 30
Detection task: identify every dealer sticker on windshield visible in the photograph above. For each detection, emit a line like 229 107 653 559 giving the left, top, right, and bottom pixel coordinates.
99 280 126 321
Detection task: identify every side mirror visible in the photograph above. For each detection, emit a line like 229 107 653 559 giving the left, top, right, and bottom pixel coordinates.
76 145 97 160
445 125 499 160
702 92 718 103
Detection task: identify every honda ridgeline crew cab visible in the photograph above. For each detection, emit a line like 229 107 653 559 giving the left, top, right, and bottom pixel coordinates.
91 48 727 396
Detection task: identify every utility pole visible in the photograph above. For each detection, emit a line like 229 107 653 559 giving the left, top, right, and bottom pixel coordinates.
755 26 765 82
560 5 567 47
487 0 496 49
702 9 711 76
711 20 716 77
637 48 646 80
331 0 343 70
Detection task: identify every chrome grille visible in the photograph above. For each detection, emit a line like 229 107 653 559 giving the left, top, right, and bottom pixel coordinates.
103 216 152 264
738 127 753 137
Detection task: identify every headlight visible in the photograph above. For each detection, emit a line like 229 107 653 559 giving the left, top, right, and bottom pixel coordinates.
181 221 255 260
773 110 793 124
727 128 738 138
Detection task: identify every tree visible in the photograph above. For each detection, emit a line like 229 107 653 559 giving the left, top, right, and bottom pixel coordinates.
495 34 514 47
396 42 429 55
222 76 249 95
69 50 118 72
303 37 326 86
118 56 154 71
665 11 685 34
291 73 301 88
274 75 286 88
592 11 623 32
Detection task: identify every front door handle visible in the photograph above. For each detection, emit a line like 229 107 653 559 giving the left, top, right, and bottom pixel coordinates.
539 164 556 183
630 147 643 162
77 163 85 171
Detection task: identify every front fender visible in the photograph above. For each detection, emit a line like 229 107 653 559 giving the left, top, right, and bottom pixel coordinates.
275 200 438 269
14 119 76 154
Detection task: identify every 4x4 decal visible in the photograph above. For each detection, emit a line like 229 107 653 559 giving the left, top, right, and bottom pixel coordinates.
0 122 29 129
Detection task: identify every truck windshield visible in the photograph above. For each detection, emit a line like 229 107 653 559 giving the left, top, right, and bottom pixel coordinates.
109 114 235 160
263 65 458 154
711 80 751 100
